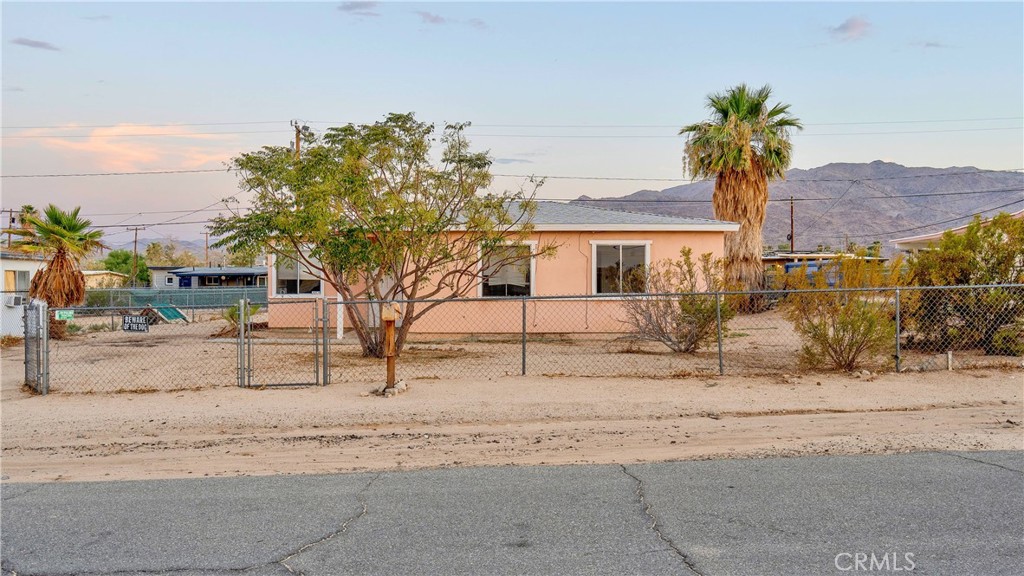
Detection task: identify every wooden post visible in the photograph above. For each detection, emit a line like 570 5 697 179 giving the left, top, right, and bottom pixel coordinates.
382 303 401 389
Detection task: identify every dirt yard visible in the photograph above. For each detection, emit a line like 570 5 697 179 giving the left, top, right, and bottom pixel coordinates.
2 342 1021 483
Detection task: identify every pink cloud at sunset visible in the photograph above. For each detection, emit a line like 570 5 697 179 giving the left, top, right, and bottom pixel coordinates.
8 124 240 172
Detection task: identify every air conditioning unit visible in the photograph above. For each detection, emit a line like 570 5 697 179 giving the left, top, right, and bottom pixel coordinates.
4 295 26 308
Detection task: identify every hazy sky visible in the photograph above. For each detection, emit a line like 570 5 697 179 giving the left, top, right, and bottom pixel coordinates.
3 1 1022 244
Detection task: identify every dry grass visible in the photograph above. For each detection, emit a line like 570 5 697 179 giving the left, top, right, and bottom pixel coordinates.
1 335 24 349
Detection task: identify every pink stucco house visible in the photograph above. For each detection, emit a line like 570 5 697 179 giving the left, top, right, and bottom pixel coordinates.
266 202 739 335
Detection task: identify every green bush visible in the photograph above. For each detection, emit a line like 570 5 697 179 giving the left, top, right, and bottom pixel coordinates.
782 256 904 371
906 212 1024 355
620 248 734 353
990 326 1024 357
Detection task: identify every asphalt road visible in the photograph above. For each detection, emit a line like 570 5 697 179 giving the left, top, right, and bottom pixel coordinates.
2 451 1022 576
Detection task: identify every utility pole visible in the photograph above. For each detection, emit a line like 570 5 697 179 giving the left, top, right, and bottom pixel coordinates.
3 209 14 248
788 196 795 253
291 119 303 161
127 227 146 288
204 232 210 267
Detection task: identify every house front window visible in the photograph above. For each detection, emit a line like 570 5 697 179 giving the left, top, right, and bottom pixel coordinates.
274 253 321 296
481 244 533 297
4 270 31 292
593 243 648 294
204 276 221 286
164 276 175 286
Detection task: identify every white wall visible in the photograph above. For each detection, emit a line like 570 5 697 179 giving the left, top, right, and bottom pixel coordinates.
150 270 178 289
0 256 45 337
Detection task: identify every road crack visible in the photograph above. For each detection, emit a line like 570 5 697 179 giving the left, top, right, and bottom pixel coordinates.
275 473 382 575
619 464 705 576
939 451 1024 474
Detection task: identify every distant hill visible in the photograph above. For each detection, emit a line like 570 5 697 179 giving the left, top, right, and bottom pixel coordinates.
106 238 207 258
573 161 1023 254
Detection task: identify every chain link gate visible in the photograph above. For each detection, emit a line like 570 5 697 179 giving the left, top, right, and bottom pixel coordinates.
23 299 49 394
237 298 332 388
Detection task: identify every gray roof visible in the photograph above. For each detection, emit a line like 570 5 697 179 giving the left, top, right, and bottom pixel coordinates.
509 201 738 231
0 250 45 261
170 266 268 277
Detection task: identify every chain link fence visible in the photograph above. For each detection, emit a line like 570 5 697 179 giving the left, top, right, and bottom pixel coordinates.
19 285 1023 394
79 287 267 310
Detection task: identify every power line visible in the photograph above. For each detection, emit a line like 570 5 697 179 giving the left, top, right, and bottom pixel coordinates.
1 130 286 140
471 127 1022 138
797 181 860 235
88 219 214 229
470 117 1024 128
562 187 1023 204
6 167 1020 181
838 198 1024 239
8 116 1019 131
4 126 1021 140
2 169 231 178
75 187 1022 229
495 169 1023 183
4 120 286 129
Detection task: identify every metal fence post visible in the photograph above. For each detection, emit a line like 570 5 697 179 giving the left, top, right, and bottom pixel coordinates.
715 292 724 376
23 303 31 389
314 301 321 386
894 288 902 373
237 298 246 387
322 298 331 386
521 296 527 376
40 302 49 395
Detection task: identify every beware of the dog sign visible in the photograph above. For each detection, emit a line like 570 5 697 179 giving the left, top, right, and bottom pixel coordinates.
122 315 150 332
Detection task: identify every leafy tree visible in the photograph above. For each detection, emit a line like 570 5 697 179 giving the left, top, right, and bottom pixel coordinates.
906 212 1024 355
680 84 802 295
619 248 734 353
103 249 151 286
783 255 905 371
211 112 555 358
144 240 200 267
4 205 106 338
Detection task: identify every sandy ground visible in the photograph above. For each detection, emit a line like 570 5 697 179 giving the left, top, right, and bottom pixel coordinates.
2 343 1022 483
28 309 1022 394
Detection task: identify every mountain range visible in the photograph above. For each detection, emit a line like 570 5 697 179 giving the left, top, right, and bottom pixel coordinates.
573 161 1023 254
106 162 1022 258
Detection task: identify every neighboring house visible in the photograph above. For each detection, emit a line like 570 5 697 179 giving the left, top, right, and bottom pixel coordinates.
82 270 129 288
149 266 182 289
266 201 739 334
0 250 45 337
170 266 268 289
891 209 1024 252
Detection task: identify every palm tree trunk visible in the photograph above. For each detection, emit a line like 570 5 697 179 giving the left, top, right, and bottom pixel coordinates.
713 169 768 294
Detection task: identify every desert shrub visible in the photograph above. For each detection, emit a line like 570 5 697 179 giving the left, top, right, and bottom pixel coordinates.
990 325 1024 357
905 212 1024 354
619 248 734 353
0 335 23 349
783 256 904 371
212 302 262 338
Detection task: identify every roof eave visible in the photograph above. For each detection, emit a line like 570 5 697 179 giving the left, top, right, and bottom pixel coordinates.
448 223 741 233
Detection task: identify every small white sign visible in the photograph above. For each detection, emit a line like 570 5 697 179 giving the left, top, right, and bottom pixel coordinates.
122 315 150 332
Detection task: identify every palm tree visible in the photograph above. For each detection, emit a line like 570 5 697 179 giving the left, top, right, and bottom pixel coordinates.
680 84 802 294
5 205 105 337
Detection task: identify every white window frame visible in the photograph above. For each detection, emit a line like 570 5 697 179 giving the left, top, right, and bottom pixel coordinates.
204 276 221 286
164 275 175 286
590 240 651 296
256 276 267 287
15 270 31 292
477 240 537 298
270 252 324 298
